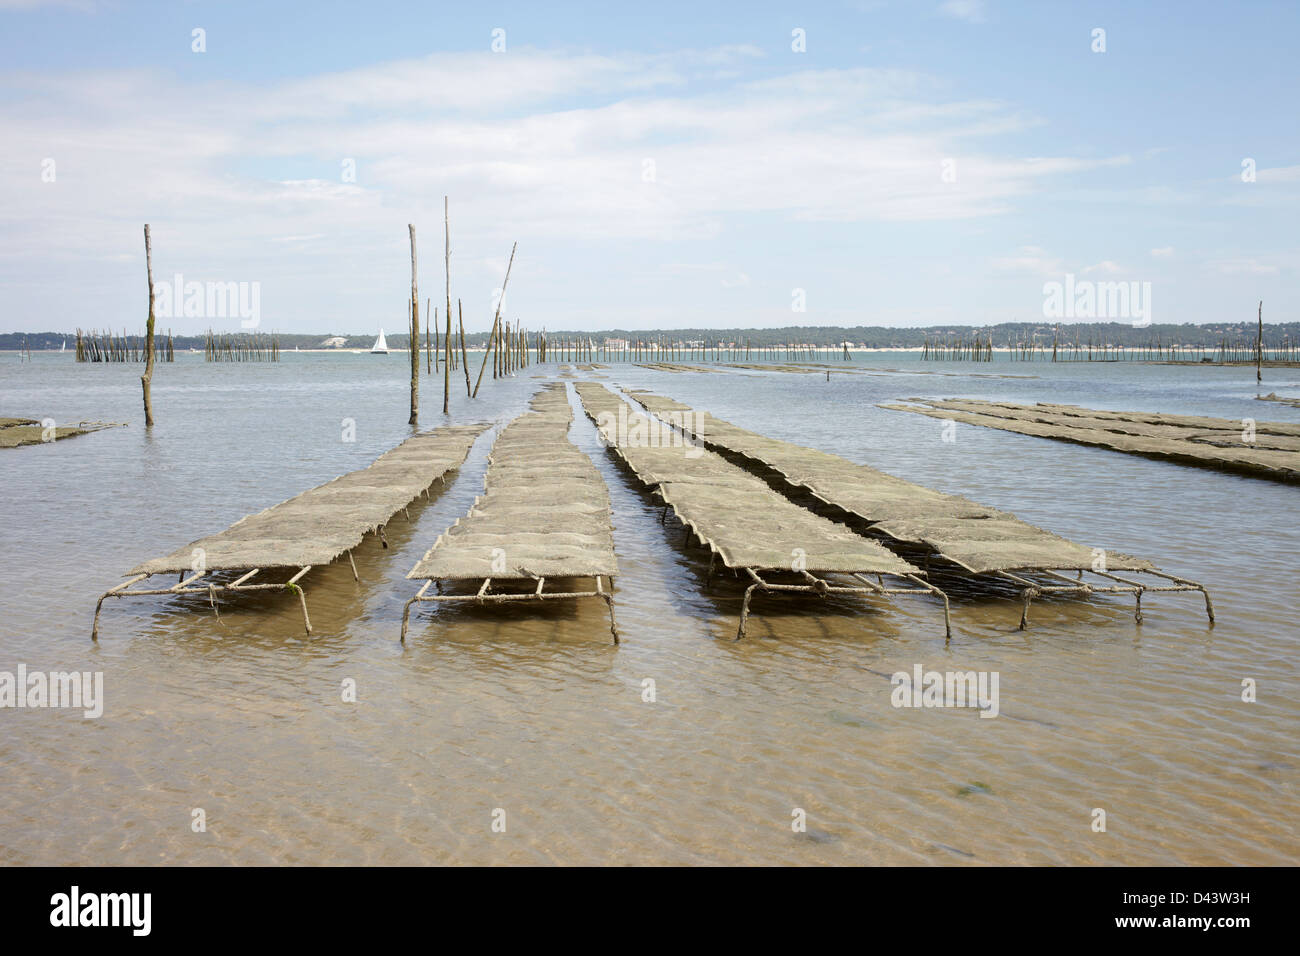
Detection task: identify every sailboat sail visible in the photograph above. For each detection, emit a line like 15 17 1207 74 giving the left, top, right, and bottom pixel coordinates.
371 329 388 353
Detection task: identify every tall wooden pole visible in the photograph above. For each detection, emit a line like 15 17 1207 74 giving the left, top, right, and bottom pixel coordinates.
408 224 419 425
141 224 156 426
475 315 499 397
1257 300 1263 385
458 300 471 396
473 242 516 397
443 197 451 415
425 297 431 374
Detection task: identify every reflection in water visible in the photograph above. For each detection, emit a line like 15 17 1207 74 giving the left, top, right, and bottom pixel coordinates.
0 352 1296 865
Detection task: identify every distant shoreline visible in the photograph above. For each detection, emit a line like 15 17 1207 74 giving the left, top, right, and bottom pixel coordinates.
1 346 1275 357
4 318 1296 356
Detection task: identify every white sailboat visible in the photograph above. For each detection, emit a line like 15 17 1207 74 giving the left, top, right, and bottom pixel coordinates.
370 328 389 354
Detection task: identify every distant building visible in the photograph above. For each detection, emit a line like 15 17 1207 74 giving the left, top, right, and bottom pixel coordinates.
321 336 348 348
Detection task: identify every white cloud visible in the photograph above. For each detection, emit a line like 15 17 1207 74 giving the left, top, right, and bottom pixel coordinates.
1256 164 1300 184
0 0 98 9
0 47 1131 330
1083 260 1124 274
991 247 1063 275
0 57 1120 245
1150 247 1175 258
1221 163 1300 205
255 49 708 120
1209 258 1280 276
938 1 987 23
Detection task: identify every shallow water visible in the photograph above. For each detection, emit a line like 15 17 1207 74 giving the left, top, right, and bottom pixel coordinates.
1 351 1296 865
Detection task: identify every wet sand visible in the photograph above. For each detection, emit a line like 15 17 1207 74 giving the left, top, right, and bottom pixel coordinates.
0 417 122 448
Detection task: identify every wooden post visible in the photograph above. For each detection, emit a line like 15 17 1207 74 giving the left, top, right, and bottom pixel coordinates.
458 300 471 396
443 198 451 415
425 297 431 374
1257 300 1263 385
473 247 517 400
141 224 156 426
409 226 421 423
474 314 499 397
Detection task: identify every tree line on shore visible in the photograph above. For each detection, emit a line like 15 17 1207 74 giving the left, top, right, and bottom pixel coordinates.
7 320 1297 353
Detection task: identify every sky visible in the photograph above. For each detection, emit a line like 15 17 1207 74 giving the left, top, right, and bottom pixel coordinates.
1 0 1297 335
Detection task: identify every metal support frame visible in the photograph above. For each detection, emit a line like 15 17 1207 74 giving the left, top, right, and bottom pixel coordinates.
623 393 1218 634
89 467 462 640
735 566 951 641
92 566 314 639
990 567 1214 629
584 407 951 643
400 574 619 645
643 484 951 642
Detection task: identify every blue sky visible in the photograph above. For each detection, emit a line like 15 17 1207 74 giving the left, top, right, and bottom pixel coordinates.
1 0 1296 334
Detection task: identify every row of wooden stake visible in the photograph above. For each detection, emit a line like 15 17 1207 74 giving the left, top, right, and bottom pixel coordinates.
405 201 526 424
76 327 175 363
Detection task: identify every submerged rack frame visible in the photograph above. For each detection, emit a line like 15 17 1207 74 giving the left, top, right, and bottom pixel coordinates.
735 566 951 641
571 383 953 641
978 565 1215 629
649 484 953 642
626 390 1216 633
400 574 619 644
89 419 487 640
89 471 460 640
92 565 316 640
